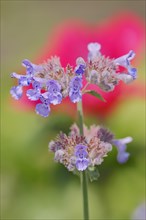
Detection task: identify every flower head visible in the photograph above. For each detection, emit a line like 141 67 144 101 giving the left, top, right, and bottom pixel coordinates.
85 44 137 92
49 124 133 171
49 124 113 172
10 41 137 117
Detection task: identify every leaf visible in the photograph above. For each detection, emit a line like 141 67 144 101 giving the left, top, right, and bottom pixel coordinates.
87 166 100 182
86 90 106 102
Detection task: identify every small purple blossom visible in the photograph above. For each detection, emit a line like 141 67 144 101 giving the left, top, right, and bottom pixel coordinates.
75 144 88 159
35 103 50 117
76 159 89 171
115 50 137 79
75 57 86 75
75 144 89 171
22 59 43 75
22 59 34 75
11 72 31 86
10 85 23 100
26 81 41 101
10 71 32 99
35 92 51 117
112 137 133 163
46 80 62 105
19 76 31 86
26 89 40 101
69 76 82 103
75 64 86 75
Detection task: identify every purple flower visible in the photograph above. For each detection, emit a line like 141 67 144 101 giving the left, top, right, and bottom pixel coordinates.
75 57 86 75
69 76 82 103
19 76 31 86
46 80 62 105
10 71 32 100
75 65 85 75
26 89 40 101
75 144 88 158
112 137 133 163
10 85 23 100
115 50 137 79
35 92 50 117
26 81 41 101
35 103 50 117
76 159 89 171
75 144 89 171
11 72 31 86
22 59 36 75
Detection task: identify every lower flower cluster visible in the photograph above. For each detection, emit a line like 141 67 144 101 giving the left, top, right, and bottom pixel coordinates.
49 124 132 172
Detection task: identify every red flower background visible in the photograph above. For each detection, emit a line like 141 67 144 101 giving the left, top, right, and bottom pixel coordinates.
12 12 145 119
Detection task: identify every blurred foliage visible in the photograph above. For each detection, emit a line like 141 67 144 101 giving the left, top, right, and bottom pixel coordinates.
1 1 145 220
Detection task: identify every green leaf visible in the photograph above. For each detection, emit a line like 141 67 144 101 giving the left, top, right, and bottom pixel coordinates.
87 166 100 182
86 90 106 102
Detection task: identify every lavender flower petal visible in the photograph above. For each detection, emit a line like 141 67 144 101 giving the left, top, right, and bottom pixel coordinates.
46 80 62 105
26 89 40 101
75 64 86 75
75 144 89 171
69 76 82 103
48 93 62 105
115 50 137 79
32 81 42 89
35 103 50 117
69 90 82 103
47 80 61 93
76 159 89 171
19 76 31 86
75 144 88 158
10 85 23 100
112 137 133 163
117 151 130 163
22 59 34 75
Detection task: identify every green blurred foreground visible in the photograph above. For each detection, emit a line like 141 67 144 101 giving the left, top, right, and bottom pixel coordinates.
1 90 145 219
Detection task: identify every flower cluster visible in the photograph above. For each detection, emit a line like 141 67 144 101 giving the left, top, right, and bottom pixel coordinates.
10 42 137 117
85 43 137 92
49 124 132 172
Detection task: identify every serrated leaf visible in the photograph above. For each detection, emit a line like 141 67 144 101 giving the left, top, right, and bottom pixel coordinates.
87 90 106 102
87 166 100 182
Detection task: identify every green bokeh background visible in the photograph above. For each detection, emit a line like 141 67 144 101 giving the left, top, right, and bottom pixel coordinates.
1 1 145 219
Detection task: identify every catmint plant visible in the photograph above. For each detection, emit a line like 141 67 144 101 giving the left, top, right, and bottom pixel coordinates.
10 42 137 220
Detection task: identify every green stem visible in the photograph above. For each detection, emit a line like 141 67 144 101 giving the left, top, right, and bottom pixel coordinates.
77 101 89 220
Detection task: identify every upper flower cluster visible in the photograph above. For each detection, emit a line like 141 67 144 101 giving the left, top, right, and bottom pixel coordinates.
10 43 137 117
49 124 132 172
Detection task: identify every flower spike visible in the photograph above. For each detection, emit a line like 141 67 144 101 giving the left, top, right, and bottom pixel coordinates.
10 42 137 116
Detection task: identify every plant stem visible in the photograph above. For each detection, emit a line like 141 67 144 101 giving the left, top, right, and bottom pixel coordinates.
77 101 89 220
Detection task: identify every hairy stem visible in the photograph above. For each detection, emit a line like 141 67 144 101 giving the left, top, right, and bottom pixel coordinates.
77 101 89 220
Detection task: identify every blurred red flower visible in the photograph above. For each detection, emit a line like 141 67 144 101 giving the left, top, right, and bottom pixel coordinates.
14 11 145 119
